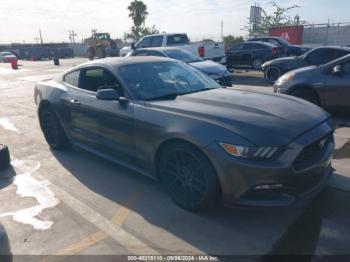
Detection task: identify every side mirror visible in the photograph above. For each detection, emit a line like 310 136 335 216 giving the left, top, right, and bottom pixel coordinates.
96 89 119 101
131 43 135 50
332 65 344 76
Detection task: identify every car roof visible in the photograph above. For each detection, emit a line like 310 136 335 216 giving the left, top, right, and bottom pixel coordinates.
312 46 350 51
249 37 281 40
242 41 277 48
75 56 177 70
136 47 185 52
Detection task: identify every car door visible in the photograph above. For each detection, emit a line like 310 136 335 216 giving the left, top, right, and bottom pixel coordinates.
63 67 135 163
226 43 244 67
323 61 350 111
241 43 259 66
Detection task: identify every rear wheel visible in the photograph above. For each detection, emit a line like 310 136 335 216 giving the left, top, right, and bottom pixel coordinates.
252 58 264 70
86 47 95 60
264 66 281 84
159 142 220 211
96 46 106 59
290 88 320 106
39 107 71 150
0 144 10 170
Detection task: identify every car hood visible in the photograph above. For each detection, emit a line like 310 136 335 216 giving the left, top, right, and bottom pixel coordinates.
263 56 308 69
147 88 329 146
190 60 227 74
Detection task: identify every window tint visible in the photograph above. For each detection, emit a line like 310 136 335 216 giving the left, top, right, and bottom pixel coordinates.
150 36 163 47
166 35 189 46
306 49 343 64
267 39 282 46
64 70 80 87
148 50 166 57
78 68 124 95
341 61 350 74
134 51 149 56
136 37 151 48
243 43 265 50
228 44 243 52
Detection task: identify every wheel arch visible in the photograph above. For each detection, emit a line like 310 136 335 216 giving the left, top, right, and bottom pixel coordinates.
288 84 323 106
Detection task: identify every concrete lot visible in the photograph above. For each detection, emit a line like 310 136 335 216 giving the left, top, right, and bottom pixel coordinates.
0 58 349 260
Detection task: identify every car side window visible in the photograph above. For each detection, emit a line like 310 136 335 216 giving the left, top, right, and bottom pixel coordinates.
341 61 350 74
136 37 151 48
64 70 80 87
148 50 166 57
243 43 262 50
150 36 163 47
306 49 337 65
167 35 189 46
134 51 149 56
78 68 124 96
228 44 243 52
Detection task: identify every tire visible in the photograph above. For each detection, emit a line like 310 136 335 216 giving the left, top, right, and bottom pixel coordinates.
290 88 320 106
39 106 71 150
159 142 220 211
264 66 281 84
252 58 264 70
0 145 10 170
96 46 106 59
86 47 95 60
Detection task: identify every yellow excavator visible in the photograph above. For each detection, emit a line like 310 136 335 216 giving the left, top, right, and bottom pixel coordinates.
85 33 119 60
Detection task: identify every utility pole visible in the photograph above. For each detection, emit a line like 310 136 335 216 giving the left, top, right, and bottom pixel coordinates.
39 29 43 44
221 21 224 41
68 30 77 45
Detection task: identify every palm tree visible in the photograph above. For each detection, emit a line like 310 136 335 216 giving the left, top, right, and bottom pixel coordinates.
128 0 149 27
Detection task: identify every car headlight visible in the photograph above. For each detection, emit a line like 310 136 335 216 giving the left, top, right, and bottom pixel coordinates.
219 143 280 160
276 72 295 85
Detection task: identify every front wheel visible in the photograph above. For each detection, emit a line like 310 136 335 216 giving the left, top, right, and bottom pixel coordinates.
252 58 264 70
264 66 281 84
39 107 71 150
159 142 220 211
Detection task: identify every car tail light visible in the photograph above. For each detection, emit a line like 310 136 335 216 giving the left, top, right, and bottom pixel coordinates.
271 47 278 56
198 46 205 57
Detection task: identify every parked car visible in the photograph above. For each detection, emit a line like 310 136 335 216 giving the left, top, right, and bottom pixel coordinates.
120 33 226 63
128 47 232 86
0 52 17 63
35 57 334 211
226 41 279 70
275 54 350 113
262 46 350 83
248 37 311 57
0 224 12 262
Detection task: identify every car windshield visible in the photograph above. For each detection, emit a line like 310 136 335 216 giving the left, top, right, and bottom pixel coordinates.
1 52 12 56
278 38 290 45
118 61 220 100
163 49 203 63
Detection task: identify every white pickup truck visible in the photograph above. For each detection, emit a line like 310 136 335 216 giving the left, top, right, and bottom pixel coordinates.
120 33 226 63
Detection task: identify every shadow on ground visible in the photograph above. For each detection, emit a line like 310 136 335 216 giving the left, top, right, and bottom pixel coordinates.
50 146 350 257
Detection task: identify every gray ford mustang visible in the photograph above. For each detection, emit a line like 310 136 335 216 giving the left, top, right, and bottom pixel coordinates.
35 57 335 211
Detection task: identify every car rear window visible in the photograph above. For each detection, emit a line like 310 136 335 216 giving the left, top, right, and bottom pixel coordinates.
166 35 189 46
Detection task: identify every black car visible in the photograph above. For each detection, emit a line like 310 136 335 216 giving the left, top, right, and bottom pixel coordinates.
275 54 350 113
128 47 232 86
226 41 279 70
0 224 12 262
35 57 334 211
262 47 350 83
248 37 311 57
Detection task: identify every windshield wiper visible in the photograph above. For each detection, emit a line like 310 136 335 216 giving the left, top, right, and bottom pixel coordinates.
146 93 179 101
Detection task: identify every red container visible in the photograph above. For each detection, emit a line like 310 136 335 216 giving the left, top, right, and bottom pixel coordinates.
11 60 18 70
269 26 304 45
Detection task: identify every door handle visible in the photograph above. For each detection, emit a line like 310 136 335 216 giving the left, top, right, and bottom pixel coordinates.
70 99 81 105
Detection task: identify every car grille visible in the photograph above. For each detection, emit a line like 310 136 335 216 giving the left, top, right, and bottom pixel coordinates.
293 132 333 171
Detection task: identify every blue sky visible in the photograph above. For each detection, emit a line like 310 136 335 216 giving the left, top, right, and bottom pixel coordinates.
0 0 349 43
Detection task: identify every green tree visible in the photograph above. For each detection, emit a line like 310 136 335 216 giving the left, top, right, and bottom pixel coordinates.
124 25 160 42
246 1 301 36
128 0 149 27
223 35 244 47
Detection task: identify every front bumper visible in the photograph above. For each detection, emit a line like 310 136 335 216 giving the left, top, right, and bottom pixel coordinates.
204 120 335 208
